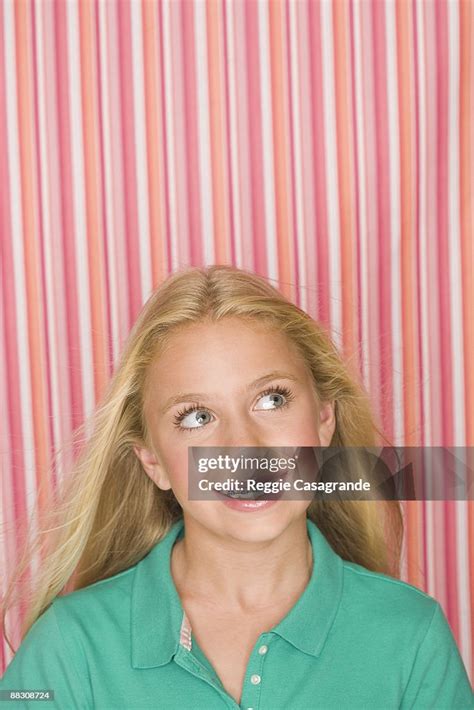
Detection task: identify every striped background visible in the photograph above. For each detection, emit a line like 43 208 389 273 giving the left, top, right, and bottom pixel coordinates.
1 0 473 681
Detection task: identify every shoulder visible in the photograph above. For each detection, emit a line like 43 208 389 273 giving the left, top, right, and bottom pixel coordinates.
339 559 440 640
53 564 135 626
342 559 437 610
1 564 138 704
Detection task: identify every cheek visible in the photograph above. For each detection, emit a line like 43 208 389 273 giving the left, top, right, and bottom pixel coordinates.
291 402 322 441
160 446 189 491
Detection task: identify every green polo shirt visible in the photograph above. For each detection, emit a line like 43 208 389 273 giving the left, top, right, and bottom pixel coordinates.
1 517 473 709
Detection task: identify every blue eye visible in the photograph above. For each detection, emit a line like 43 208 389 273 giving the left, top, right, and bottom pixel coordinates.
172 384 294 433
254 385 293 411
173 406 213 431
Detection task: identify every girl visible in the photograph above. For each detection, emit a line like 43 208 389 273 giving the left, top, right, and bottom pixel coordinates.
1 265 472 709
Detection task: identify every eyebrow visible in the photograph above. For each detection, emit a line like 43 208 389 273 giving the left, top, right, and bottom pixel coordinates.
160 371 301 413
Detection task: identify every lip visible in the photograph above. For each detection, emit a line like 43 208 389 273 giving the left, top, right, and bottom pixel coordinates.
210 467 293 511
215 493 280 512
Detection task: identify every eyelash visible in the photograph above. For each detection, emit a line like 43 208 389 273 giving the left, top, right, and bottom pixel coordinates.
172 384 295 433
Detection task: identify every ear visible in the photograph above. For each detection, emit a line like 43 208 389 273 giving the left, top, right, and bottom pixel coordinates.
318 401 336 446
133 444 172 491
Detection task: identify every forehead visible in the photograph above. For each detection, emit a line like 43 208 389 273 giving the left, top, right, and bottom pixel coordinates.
144 318 311 395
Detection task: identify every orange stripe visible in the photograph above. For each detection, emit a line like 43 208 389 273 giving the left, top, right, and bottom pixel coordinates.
207 0 229 264
78 1 108 399
459 0 474 680
395 1 422 590
333 1 358 366
397 1 418 447
460 0 473 446
14 0 51 510
142 0 167 285
269 0 293 301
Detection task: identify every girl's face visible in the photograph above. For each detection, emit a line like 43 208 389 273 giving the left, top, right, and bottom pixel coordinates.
134 317 336 544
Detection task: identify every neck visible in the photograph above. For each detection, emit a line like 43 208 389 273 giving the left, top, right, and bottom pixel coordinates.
171 515 313 614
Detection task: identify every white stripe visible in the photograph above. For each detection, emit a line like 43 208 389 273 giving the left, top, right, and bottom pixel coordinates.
3 0 39 577
98 1 121 365
447 3 465 449
224 0 243 267
415 0 436 599
288 0 307 310
161 1 179 270
130 0 152 301
353 0 370 389
385 1 403 445
258 0 278 282
399 504 408 582
66 1 95 429
34 1 63 457
1 249 23 622
455 496 472 670
448 0 471 672
0 307 15 666
320 0 342 348
416 1 431 446
194 1 215 264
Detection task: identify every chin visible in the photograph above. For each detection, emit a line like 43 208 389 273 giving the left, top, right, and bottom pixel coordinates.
214 503 308 544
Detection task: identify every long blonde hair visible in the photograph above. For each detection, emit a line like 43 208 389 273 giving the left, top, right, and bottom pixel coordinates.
2 264 403 652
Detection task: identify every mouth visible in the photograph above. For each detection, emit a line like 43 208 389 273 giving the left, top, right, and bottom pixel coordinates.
212 468 292 502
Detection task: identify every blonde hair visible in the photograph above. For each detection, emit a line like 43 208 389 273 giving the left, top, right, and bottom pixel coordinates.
2 264 403 652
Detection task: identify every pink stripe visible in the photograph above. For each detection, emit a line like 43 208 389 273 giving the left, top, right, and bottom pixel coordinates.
308 1 329 324
157 0 172 273
372 0 394 438
412 0 429 587
349 1 362 364
117 2 142 319
360 2 382 416
232 0 254 271
245 1 267 275
181 2 202 266
43 2 72 457
103 1 132 343
286 3 299 305
0 1 28 566
297 1 317 316
95 3 114 372
31 0 55 471
222 0 236 265
425 1 447 607
169 1 191 266
54 1 84 429
435 0 458 637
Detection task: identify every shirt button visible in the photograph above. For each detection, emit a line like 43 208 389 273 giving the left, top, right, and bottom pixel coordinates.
258 644 268 655
250 674 261 685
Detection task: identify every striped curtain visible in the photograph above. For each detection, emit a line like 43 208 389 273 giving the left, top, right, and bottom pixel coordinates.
1 0 473 682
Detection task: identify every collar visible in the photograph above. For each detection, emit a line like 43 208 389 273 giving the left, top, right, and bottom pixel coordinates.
130 516 343 668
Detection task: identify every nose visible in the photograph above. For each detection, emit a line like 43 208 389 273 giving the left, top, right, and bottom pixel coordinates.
219 419 265 449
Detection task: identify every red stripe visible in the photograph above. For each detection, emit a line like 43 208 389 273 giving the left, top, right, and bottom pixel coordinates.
181 2 202 266
157 0 172 274
0 2 28 565
95 3 114 374
285 3 300 307
372 0 394 438
349 1 363 365
435 0 458 637
54 2 84 428
308 1 329 325
117 2 141 320
245 1 267 275
222 0 236 266
31 0 55 476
